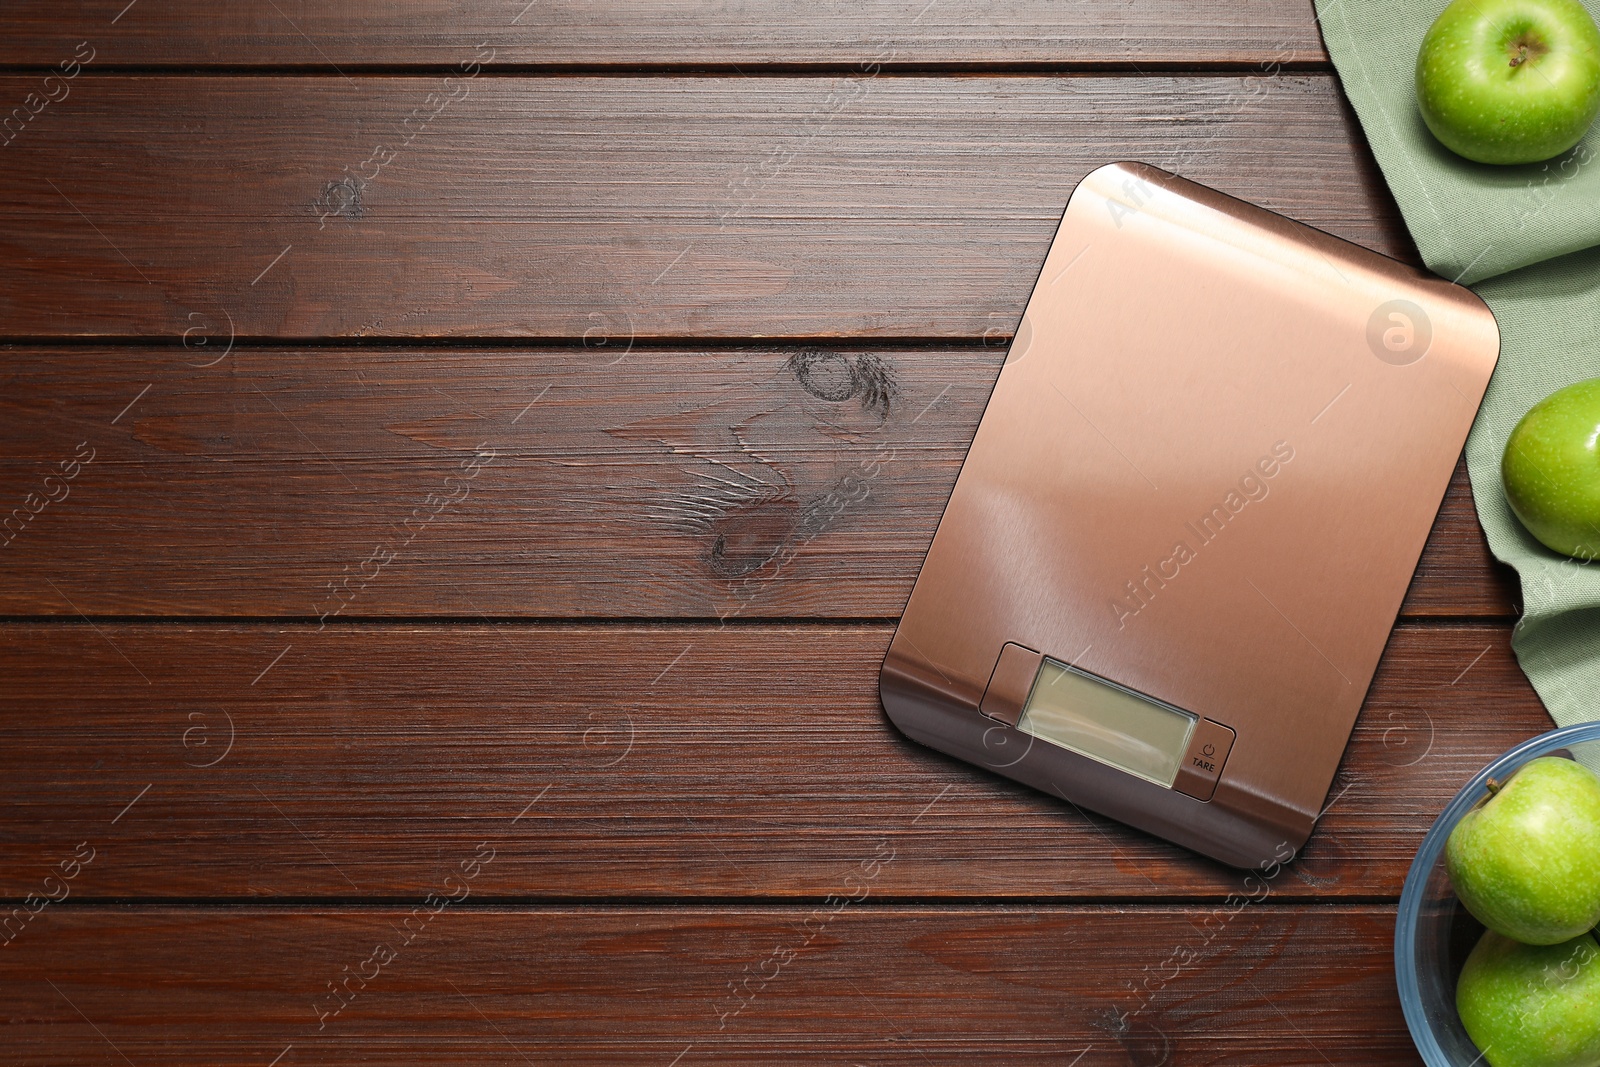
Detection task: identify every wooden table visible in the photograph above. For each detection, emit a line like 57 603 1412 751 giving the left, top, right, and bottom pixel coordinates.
0 3 1538 1063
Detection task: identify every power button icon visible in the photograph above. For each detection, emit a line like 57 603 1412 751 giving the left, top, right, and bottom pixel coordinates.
1175 720 1235 803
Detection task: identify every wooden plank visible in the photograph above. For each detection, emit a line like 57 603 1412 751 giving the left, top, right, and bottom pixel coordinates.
0 345 1511 618
4 906 1411 1064
0 621 1544 902
1408 457 1517 618
0 2 1327 68
0 345 985 619
0 75 1410 340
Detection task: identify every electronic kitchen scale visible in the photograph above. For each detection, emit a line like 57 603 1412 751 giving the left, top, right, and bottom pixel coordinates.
880 162 1500 869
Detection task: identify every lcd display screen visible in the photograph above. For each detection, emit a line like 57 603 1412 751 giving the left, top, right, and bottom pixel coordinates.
1016 659 1197 788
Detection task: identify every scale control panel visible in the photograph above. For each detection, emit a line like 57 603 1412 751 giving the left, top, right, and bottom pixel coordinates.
980 643 1236 802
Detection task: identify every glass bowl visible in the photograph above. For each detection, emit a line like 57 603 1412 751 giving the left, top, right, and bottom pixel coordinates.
1395 721 1600 1066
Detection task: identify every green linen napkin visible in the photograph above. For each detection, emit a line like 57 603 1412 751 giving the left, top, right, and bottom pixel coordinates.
1315 0 1600 732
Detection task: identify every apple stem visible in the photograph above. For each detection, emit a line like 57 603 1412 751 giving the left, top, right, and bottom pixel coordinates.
1485 777 1502 795
1511 45 1528 68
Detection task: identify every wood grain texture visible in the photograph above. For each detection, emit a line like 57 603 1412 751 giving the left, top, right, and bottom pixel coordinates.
0 622 1542 901
0 1 1326 68
0 345 1512 618
1409 458 1517 618
0 9 1513 1065
5 906 1410 1065
0 75 1408 340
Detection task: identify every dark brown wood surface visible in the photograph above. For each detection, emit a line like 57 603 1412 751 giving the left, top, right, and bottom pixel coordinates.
0 75 1407 340
0 623 1535 902
8 907 1410 1065
0 1 1327 68
0 4 1538 1064
0 346 1509 618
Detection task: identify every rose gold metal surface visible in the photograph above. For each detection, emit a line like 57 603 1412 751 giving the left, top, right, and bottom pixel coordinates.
979 642 1042 727
879 162 1500 869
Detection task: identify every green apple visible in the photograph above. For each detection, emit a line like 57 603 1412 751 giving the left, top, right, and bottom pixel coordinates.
1447 756 1600 944
1416 0 1600 165
1503 377 1600 559
1457 930 1600 1067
